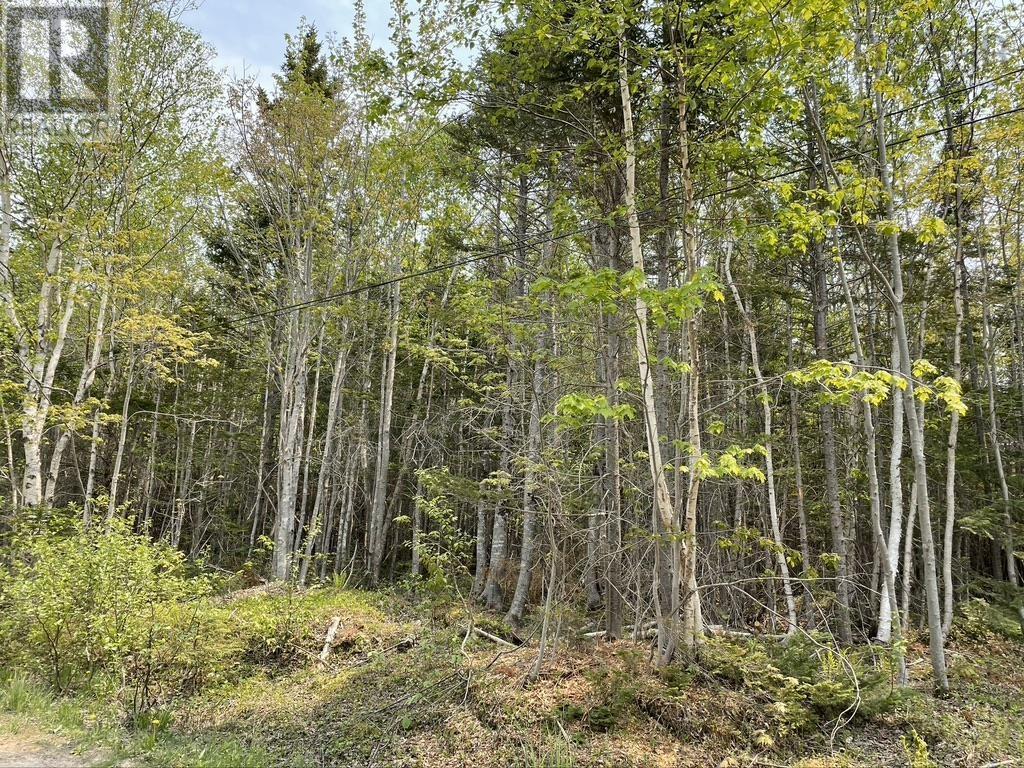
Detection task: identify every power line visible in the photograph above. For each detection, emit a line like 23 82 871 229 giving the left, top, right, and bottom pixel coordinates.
218 99 1024 329
222 227 584 328
880 64 1024 123
683 103 1024 203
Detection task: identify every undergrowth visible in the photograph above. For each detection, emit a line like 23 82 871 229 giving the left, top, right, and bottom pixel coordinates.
0 521 1020 766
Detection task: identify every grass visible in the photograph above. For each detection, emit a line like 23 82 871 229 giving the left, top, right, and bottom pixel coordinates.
0 584 1021 767
0 670 270 768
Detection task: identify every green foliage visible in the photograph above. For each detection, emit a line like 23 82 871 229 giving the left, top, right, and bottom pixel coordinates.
537 265 721 327
692 445 768 483
558 661 644 734
280 25 336 100
901 728 936 768
0 670 49 714
227 586 394 666
553 393 635 429
952 596 1024 642
0 532 390 716
0 517 232 713
787 357 967 416
786 360 898 408
714 524 803 571
230 590 325 666
702 637 904 737
409 467 476 610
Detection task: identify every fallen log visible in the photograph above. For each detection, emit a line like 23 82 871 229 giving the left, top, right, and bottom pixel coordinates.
319 616 343 664
472 627 520 649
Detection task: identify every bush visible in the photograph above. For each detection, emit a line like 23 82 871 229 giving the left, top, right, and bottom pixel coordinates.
220 584 401 669
230 588 330 667
701 635 902 736
0 517 239 714
952 597 1024 642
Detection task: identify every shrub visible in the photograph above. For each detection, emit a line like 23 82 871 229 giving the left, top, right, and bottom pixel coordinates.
952 597 1024 642
901 728 937 768
224 585 399 668
702 635 902 736
404 467 476 618
229 588 330 666
0 517 238 714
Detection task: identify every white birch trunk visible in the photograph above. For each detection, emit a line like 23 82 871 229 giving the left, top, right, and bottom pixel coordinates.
619 38 679 661
725 243 798 635
368 281 400 584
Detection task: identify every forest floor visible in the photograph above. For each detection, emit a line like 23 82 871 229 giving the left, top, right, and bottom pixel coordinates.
0 725 108 768
1 585 1022 768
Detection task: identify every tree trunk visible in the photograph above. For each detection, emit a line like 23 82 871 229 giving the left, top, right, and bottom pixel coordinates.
368 281 400 585
836 249 906 682
805 79 854 645
871 51 948 690
271 306 311 581
725 240 798 635
674 34 704 653
942 182 966 636
878 334 905 642
979 239 1024 630
811 240 853 644
44 279 111 504
106 355 136 525
506 188 554 625
299 333 351 585
620 37 678 661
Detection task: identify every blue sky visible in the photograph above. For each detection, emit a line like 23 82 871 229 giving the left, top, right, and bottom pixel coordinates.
182 0 394 88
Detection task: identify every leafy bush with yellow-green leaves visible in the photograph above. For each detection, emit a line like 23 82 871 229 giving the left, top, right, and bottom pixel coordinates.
0 516 241 715
0 514 403 722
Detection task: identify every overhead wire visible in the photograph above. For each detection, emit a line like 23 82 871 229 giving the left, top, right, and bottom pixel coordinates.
217 84 1024 330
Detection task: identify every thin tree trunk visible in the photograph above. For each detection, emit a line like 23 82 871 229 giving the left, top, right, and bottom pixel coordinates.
506 186 554 625
942 183 966 636
878 334 905 642
106 355 136 525
619 37 678 662
249 360 275 555
979 240 1024 630
811 240 854 644
141 389 162 529
802 79 851 643
44 280 111 504
21 244 79 508
484 171 527 613
296 328 326 557
505 319 545 625
599 303 624 639
472 488 490 595
369 281 400 584
836 251 907 682
674 36 704 653
271 307 311 581
870 45 948 690
725 241 797 635
787 313 814 624
299 333 351 585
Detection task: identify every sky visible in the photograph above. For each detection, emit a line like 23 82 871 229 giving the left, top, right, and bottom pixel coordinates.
181 0 395 89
